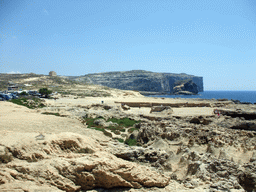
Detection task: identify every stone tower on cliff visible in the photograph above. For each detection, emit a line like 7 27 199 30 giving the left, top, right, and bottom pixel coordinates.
49 71 57 76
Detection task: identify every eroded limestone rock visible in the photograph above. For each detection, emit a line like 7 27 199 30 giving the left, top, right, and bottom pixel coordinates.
0 132 170 191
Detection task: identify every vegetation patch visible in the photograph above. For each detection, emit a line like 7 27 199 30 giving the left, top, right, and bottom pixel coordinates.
113 130 121 135
42 112 61 116
9 97 45 109
20 91 28 96
125 138 137 146
102 93 111 97
114 138 124 143
39 88 52 98
90 127 104 132
103 130 112 137
83 117 105 128
83 117 141 142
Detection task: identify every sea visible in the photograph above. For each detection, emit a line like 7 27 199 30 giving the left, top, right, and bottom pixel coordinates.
147 91 256 104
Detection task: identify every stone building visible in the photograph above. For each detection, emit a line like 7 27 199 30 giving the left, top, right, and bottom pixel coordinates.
7 81 19 91
49 71 57 76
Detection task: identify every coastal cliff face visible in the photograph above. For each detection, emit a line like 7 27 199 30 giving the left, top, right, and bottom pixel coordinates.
73 70 203 94
173 79 199 95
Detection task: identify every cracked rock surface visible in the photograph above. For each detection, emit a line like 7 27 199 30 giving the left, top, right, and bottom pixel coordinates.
0 132 170 191
1 98 256 191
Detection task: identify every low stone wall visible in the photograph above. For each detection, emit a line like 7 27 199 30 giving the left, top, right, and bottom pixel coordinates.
115 101 211 108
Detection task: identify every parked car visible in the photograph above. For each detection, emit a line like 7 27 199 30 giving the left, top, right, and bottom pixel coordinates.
33 93 41 97
28 90 41 97
0 94 11 100
10 93 19 99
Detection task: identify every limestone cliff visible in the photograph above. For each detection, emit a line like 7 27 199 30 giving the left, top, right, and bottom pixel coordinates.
173 79 199 95
72 70 203 94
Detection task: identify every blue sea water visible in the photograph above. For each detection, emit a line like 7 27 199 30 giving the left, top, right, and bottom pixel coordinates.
147 91 256 104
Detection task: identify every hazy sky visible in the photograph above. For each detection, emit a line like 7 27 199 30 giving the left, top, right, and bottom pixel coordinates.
1 0 256 90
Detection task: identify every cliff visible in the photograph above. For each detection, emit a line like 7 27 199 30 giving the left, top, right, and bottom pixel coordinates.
72 70 203 94
173 79 199 95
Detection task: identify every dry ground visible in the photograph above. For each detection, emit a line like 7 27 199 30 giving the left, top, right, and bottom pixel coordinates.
0 96 216 139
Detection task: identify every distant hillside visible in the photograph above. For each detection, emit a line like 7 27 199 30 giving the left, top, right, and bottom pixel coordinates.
70 70 204 94
0 73 77 91
0 73 113 97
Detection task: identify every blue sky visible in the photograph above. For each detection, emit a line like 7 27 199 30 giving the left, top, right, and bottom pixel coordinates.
1 0 256 90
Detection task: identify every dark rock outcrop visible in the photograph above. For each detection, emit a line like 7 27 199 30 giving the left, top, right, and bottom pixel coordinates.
219 109 256 120
70 70 203 94
172 79 199 95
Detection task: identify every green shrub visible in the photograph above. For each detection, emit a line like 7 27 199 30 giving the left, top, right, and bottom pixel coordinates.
9 97 45 109
83 117 104 128
39 88 52 98
42 112 61 116
20 91 28 96
103 130 112 137
125 138 137 146
115 138 124 143
107 126 117 131
10 97 27 106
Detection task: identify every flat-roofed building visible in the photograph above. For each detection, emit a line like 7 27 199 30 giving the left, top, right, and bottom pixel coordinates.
49 71 57 76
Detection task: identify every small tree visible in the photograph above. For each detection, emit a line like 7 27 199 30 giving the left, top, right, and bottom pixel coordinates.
20 91 28 96
39 88 52 98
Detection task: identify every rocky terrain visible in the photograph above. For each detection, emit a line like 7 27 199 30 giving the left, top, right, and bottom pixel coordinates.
1 94 256 191
69 70 204 94
0 74 256 191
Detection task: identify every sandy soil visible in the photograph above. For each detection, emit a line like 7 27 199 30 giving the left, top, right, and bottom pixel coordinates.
0 96 215 135
0 101 109 144
44 96 215 117
0 94 254 191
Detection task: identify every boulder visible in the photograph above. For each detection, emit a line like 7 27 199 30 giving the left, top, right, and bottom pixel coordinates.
128 130 139 140
190 117 201 124
0 132 170 191
150 106 173 114
218 109 256 120
121 104 130 110
189 116 212 125
137 124 163 144
231 122 256 131
0 146 13 163
238 162 256 191
250 152 256 162
113 145 169 166
93 119 118 127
